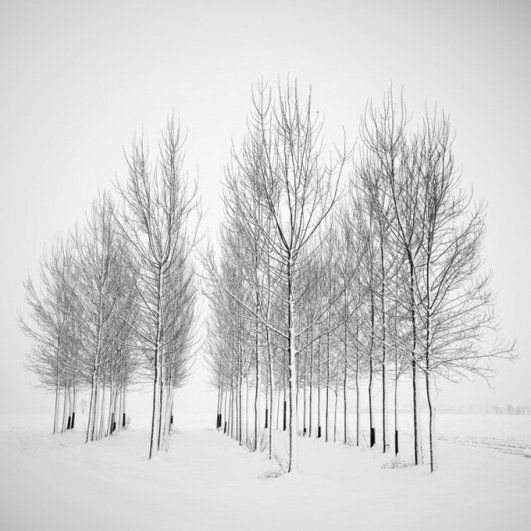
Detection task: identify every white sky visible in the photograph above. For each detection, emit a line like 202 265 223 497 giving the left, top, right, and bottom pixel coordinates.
1 0 530 418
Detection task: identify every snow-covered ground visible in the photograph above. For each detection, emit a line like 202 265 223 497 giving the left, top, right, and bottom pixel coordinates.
1 413 530 530
354 410 531 458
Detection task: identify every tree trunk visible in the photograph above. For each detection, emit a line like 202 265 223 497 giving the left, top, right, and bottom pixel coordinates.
148 265 163 460
245 377 250 446
61 383 68 433
333 381 339 443
266 328 274 459
54 341 60 435
122 387 127 428
99 379 106 440
91 378 99 442
343 317 348 445
355 322 360 447
157 357 165 451
317 337 321 438
303 346 307 436
276 387 281 430
394 376 399 455
325 332 330 442
380 236 387 453
309 334 313 437
254 312 259 452
72 387 77 429
86 373 95 443
408 255 419 465
216 384 222 428
425 247 435 472
238 341 243 446
369 290 375 448
287 254 298 472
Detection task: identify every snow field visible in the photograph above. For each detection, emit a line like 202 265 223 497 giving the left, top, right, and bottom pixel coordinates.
1 414 530 530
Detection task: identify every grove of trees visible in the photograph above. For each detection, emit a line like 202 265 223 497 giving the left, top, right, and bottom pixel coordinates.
20 81 513 473
204 81 514 473
21 119 198 459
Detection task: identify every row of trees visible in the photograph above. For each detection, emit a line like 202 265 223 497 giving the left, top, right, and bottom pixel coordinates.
21 120 199 459
205 82 513 473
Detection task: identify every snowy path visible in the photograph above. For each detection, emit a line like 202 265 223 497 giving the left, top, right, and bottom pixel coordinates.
1 421 531 530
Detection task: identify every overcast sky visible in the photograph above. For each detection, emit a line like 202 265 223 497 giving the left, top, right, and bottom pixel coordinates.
1 0 529 420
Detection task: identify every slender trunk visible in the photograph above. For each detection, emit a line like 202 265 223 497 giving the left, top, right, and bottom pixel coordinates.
287 253 298 472
233 381 237 440
91 379 98 442
264 252 274 458
227 384 231 437
426 243 435 472
122 387 127 428
254 313 259 452
317 336 321 438
283 392 287 431
99 379 106 440
325 331 330 442
276 387 281 430
157 358 165 450
61 382 68 433
86 373 95 442
394 376 399 455
246 377 250 446
393 274 399 455
149 265 163 460
355 321 360 447
68 386 73 429
116 384 122 432
113 389 119 434
380 235 387 453
269 373 273 458
169 390 174 434
408 254 419 465
303 345 307 436
343 315 348 445
71 386 77 429
107 381 114 436
333 379 339 442
266 328 274 459
426 371 435 472
61 346 68 432
216 384 222 428
232 377 236 440
54 340 60 435
164 386 173 436
91 300 104 442
238 339 243 446
222 386 227 434
228 384 232 438
309 333 313 437
164 388 170 436
108 372 115 436
369 289 375 448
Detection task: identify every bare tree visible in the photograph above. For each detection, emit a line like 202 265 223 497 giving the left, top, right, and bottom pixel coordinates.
410 108 515 471
21 239 78 434
72 195 128 442
358 88 515 470
360 88 425 463
205 80 346 472
116 118 199 459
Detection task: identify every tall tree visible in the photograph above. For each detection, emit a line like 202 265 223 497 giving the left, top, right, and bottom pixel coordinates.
21 240 78 434
73 195 128 442
206 80 346 472
411 108 514 471
116 118 199 459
